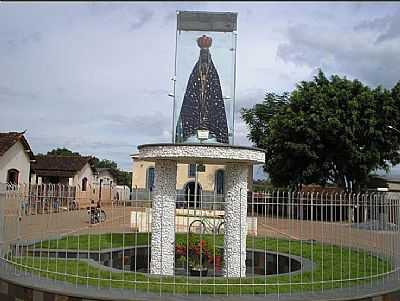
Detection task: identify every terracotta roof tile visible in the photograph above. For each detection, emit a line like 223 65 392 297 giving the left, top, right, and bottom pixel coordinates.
0 132 34 160
32 155 93 175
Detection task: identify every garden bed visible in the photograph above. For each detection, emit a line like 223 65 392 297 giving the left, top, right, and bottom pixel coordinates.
7 233 393 295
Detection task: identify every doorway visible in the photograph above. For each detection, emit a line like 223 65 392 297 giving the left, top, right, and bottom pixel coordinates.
184 181 202 208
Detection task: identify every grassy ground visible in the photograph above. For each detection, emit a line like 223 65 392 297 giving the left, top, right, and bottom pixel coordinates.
9 233 393 295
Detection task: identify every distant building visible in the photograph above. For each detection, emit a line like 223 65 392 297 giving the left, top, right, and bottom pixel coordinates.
131 154 253 206
368 175 400 192
0 131 35 185
95 167 118 187
31 155 95 189
30 156 129 206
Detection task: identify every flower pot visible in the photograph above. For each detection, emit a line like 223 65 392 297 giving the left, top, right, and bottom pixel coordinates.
190 266 208 277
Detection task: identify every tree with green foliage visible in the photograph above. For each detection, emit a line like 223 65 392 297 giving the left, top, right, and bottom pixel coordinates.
91 158 131 186
92 158 118 170
241 70 400 191
115 170 132 188
46 147 81 156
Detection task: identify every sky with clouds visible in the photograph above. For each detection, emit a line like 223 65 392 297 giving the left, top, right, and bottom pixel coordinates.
1 2 400 178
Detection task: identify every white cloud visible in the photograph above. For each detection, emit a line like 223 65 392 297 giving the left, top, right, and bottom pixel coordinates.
1 2 400 173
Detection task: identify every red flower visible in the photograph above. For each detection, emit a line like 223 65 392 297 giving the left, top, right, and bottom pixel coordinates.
175 245 187 256
176 238 221 268
214 255 222 271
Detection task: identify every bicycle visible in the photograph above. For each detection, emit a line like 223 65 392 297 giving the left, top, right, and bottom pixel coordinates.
69 199 79 211
87 207 106 224
189 217 224 234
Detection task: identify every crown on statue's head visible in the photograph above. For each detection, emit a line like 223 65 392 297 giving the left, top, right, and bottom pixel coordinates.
197 35 212 49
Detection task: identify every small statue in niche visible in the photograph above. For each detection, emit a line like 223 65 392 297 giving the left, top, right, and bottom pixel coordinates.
176 35 229 144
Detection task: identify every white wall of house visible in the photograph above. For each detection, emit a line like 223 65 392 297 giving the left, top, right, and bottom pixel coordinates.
73 163 95 190
96 170 116 186
115 185 130 200
0 141 31 184
387 182 400 190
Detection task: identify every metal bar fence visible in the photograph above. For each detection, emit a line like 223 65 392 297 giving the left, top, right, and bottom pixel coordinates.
0 184 399 299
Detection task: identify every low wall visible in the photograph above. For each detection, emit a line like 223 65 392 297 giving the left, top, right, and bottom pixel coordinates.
130 208 258 235
0 272 399 301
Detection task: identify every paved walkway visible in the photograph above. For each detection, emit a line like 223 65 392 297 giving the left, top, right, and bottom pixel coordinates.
2 206 399 257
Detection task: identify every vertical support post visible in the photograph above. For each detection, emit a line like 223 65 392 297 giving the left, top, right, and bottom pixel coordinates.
224 163 248 278
150 159 177 276
0 184 5 257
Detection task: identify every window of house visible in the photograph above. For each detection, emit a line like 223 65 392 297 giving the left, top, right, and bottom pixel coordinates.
215 169 224 194
147 167 155 191
82 177 88 191
188 164 196 177
7 169 19 185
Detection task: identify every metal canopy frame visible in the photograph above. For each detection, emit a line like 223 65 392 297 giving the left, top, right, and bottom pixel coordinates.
177 11 237 32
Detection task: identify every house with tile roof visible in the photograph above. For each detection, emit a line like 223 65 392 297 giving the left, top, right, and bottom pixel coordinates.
31 155 95 188
0 131 35 185
30 155 117 207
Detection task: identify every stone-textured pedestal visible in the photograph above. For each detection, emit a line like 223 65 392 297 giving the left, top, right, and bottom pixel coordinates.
224 163 248 278
138 143 265 278
150 160 177 276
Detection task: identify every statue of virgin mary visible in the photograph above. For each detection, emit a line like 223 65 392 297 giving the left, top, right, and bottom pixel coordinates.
176 35 229 144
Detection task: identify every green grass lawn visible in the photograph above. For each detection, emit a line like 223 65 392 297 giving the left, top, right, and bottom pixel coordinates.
9 233 393 295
